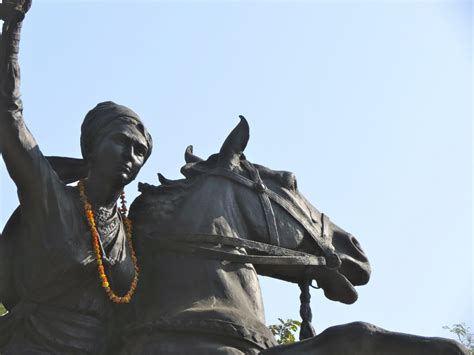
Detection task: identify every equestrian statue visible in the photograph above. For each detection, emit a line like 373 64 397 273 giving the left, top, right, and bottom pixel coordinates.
116 117 468 355
0 1 468 354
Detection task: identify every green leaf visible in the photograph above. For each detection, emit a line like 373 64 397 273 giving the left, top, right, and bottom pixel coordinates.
444 323 474 354
268 318 302 345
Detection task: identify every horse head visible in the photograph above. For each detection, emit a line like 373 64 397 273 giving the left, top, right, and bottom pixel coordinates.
134 117 370 306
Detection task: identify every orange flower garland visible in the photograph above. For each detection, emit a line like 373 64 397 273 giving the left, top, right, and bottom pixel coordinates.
78 180 139 303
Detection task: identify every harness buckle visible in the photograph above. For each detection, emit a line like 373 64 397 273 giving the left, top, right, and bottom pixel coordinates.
254 181 267 193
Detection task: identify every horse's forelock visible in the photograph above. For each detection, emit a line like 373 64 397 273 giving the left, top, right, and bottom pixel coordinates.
180 154 219 179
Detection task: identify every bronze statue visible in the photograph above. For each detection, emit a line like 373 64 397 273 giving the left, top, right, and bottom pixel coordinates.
118 118 467 355
0 1 152 353
118 117 370 353
0 1 469 354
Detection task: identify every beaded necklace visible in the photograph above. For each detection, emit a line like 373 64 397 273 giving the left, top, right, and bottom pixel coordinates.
78 179 139 303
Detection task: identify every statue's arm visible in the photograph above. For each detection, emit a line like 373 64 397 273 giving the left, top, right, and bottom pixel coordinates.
0 7 47 197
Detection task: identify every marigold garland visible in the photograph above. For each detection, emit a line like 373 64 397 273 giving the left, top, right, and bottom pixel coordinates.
78 179 139 304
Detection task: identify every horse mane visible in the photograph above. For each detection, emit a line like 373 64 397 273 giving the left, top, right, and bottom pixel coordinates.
133 153 220 220
134 151 297 220
135 179 192 220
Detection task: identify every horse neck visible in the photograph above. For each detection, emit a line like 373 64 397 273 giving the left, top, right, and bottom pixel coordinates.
162 176 254 239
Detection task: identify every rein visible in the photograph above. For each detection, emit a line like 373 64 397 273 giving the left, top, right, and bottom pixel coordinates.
144 232 327 266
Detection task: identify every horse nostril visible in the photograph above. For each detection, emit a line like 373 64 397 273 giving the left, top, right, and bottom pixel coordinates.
350 236 364 253
344 234 368 263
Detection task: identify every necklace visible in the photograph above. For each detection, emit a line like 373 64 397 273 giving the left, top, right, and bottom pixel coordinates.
78 179 139 303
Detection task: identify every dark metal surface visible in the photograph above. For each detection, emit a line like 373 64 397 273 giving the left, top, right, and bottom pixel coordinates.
121 117 371 353
0 2 468 354
0 2 151 353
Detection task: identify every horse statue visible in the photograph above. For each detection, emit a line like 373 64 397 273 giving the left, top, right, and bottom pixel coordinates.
118 117 467 354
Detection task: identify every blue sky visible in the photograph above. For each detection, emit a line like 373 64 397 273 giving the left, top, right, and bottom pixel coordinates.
0 0 472 341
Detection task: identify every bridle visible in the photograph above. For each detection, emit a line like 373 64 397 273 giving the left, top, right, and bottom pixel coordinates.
206 160 342 270
207 160 331 340
145 161 341 270
141 159 339 340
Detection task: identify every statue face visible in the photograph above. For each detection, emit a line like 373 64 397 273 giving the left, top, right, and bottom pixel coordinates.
89 122 149 187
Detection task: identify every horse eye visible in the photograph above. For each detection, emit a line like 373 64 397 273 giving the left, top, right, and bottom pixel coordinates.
288 173 297 190
282 173 297 191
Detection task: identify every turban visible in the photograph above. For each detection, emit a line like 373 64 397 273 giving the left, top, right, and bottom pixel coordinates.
80 101 153 162
45 101 153 184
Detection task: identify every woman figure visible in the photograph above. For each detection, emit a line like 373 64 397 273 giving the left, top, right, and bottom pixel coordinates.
0 1 152 353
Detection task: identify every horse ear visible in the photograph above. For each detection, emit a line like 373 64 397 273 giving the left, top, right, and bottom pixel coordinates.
184 145 203 163
158 173 174 185
217 116 249 169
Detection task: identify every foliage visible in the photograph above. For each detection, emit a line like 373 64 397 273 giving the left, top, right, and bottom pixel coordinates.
0 303 6 315
443 323 473 354
268 318 301 345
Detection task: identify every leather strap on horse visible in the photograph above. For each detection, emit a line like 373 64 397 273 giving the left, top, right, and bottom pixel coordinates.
145 232 322 341
241 160 281 246
208 164 341 269
207 162 329 341
145 232 328 267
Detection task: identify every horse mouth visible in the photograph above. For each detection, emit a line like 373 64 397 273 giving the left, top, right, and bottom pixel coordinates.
312 267 363 304
339 256 371 286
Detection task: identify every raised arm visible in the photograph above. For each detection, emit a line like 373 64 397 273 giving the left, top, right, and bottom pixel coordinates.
0 1 44 195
